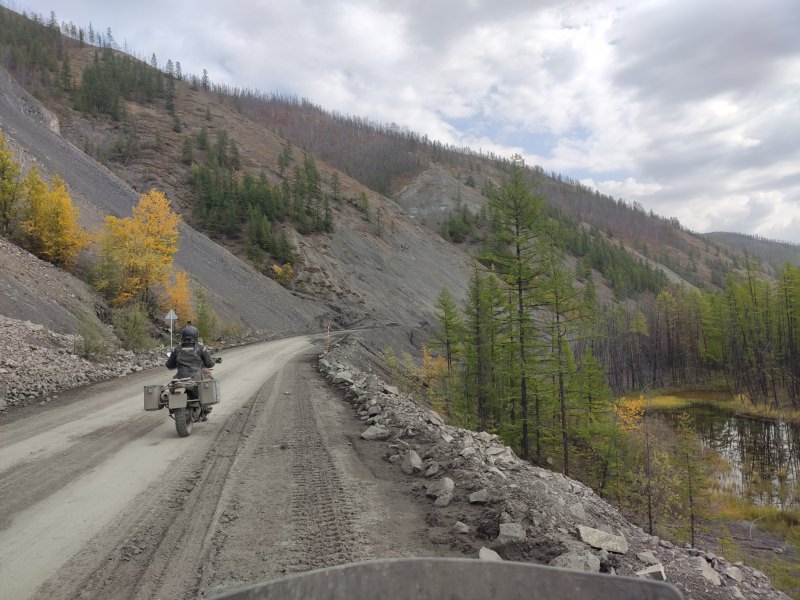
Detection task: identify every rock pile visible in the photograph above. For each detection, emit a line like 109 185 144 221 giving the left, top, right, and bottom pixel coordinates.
319 339 791 600
0 314 165 410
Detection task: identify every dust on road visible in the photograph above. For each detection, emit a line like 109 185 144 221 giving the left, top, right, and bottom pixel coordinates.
0 338 449 600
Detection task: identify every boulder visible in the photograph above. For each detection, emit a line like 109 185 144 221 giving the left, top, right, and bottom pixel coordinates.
577 525 628 554
724 566 744 583
479 547 503 561
360 425 391 441
426 477 455 499
636 564 667 581
401 450 423 475
695 557 721 586
453 521 470 534
469 488 489 504
637 550 660 566
495 523 526 544
550 550 601 573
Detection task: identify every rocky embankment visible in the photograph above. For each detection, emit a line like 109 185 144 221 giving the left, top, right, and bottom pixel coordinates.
0 313 791 600
0 314 165 410
319 338 790 600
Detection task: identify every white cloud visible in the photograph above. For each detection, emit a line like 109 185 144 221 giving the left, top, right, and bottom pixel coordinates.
581 177 664 199
11 0 800 242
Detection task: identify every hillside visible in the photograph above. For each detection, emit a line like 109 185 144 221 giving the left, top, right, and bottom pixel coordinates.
0 5 782 402
11 3 782 316
0 20 474 338
705 231 800 273
228 91 761 294
1 11 798 600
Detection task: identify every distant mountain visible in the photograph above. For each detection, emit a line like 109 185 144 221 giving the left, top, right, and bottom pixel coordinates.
0 5 769 341
704 231 800 272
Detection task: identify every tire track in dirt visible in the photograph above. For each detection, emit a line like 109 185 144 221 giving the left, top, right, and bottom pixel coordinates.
30 347 450 600
0 416 160 532
32 385 264 600
281 361 363 573
197 353 376 597
197 351 454 599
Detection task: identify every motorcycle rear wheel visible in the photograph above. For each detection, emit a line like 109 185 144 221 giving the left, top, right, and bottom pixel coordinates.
174 407 193 437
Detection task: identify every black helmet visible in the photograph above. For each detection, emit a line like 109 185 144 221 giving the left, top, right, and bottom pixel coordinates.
181 324 199 344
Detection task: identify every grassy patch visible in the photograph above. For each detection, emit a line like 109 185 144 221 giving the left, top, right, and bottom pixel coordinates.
713 496 800 541
752 555 800 600
711 495 800 599
733 397 800 424
619 394 694 411
667 387 800 423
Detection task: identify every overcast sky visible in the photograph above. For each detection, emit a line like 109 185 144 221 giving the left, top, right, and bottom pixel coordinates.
8 0 800 242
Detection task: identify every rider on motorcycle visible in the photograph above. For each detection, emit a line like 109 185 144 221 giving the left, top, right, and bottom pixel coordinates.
166 322 216 418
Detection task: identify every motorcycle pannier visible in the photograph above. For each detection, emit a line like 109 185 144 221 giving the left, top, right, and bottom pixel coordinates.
199 379 221 406
144 385 163 410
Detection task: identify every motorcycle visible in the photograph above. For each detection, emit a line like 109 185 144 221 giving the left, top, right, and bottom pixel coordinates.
144 356 222 437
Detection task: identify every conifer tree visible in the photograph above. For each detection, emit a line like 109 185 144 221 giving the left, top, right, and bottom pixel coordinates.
485 155 545 460
461 265 490 429
433 288 461 418
540 244 585 475
673 412 709 547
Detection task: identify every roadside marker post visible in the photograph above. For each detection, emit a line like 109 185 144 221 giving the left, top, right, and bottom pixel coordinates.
165 309 178 347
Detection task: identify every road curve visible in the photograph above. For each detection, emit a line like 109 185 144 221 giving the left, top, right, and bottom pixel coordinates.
0 336 445 600
0 337 312 599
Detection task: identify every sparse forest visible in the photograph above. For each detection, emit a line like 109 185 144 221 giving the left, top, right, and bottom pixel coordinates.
1 7 799 596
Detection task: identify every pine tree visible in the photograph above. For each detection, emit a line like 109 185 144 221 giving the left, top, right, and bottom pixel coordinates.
673 412 709 547
461 264 505 430
484 155 545 460
330 171 341 203
432 288 462 418
180 136 193 165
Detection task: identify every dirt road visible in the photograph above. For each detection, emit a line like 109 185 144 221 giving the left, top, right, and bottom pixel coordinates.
0 337 450 600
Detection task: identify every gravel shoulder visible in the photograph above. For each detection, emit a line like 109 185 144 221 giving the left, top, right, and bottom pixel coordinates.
0 338 457 600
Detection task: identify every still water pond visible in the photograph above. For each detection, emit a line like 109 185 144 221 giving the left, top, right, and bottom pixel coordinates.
653 402 800 508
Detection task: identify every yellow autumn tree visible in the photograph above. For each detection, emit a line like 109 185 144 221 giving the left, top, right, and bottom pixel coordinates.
0 131 22 235
272 262 295 287
95 189 181 306
19 170 88 269
164 270 194 325
418 345 449 416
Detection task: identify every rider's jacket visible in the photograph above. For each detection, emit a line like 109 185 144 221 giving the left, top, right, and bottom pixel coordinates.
166 343 214 379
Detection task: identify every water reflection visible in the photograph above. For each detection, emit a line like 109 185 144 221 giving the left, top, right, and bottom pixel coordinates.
655 404 800 508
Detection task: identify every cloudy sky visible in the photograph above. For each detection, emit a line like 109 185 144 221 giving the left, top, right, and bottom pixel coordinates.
9 0 800 241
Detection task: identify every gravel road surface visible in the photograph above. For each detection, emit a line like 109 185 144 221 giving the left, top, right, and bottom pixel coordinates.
0 337 444 600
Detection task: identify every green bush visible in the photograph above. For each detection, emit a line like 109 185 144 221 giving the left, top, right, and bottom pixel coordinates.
112 303 155 350
73 310 110 360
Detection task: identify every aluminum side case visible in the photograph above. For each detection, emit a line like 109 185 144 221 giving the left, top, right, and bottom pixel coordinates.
144 385 163 411
198 379 220 406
